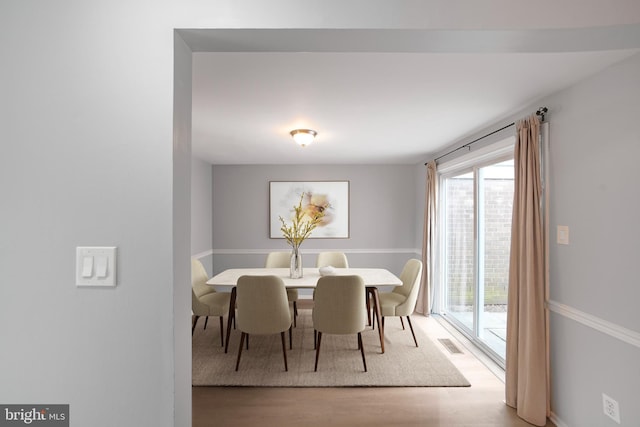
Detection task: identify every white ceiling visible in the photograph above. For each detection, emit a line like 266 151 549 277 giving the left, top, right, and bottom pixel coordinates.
187 27 640 165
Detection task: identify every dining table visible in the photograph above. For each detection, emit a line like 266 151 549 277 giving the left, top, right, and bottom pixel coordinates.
206 267 402 354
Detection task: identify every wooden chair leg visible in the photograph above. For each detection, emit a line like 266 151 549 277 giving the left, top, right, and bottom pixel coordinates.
358 332 367 372
399 316 405 330
314 329 317 349
204 316 209 330
314 332 323 371
280 331 288 371
289 326 292 349
406 316 418 347
235 332 246 371
246 334 249 350
219 316 224 347
366 294 372 326
192 315 199 336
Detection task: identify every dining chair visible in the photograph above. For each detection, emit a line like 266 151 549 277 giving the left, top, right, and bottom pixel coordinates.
377 259 423 347
265 251 299 326
316 251 349 268
312 275 368 372
235 275 293 371
191 259 231 347
315 251 381 330
314 251 351 309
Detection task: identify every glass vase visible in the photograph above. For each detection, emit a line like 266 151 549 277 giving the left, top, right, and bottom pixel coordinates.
290 246 303 279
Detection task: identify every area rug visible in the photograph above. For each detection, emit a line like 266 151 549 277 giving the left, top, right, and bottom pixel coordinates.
192 309 470 387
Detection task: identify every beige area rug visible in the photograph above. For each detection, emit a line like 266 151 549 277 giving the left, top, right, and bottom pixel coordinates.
192 309 470 387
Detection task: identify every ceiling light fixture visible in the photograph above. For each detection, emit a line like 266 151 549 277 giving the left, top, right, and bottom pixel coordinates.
290 129 317 147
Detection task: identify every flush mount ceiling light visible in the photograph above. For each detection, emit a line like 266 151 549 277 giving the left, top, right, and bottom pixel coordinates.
290 129 317 147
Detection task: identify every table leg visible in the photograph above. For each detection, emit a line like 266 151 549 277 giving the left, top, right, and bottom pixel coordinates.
366 288 376 329
365 287 374 329
224 287 237 353
366 286 384 354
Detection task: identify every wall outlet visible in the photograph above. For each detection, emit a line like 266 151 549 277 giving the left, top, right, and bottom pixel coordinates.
603 393 621 424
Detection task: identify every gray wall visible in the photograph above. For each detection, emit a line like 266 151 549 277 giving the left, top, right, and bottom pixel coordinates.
544 53 640 427
210 164 419 281
1 3 179 426
191 157 214 273
173 34 193 425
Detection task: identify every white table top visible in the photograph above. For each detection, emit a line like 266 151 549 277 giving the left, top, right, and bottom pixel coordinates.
206 267 402 288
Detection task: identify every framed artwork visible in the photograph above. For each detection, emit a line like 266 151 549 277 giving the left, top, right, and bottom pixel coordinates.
270 181 350 239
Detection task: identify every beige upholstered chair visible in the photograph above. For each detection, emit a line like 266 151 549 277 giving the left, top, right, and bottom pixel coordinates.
235 275 293 371
192 258 216 298
313 251 350 303
378 259 423 347
265 251 291 268
191 259 231 347
312 275 368 372
265 251 299 326
316 251 349 268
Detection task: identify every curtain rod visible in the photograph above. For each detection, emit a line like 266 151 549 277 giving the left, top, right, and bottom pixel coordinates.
426 107 547 165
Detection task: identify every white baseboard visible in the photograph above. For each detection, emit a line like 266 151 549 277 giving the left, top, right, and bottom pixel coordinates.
549 411 568 427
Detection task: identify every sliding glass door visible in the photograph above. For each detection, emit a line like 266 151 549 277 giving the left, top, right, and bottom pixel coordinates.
441 154 513 365
443 170 475 332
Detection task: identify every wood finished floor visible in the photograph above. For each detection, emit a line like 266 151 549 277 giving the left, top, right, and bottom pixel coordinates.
193 301 554 427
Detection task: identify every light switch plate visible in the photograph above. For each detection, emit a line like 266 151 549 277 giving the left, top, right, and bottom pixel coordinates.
76 247 117 286
557 225 569 245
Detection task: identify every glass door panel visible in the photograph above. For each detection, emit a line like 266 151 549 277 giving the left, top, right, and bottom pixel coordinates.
478 160 513 360
441 157 513 366
444 171 474 331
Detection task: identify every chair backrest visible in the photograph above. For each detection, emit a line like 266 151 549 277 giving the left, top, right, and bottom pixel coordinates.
265 251 291 268
236 275 291 335
316 252 349 268
313 275 366 335
192 259 215 298
392 259 423 316
192 288 208 316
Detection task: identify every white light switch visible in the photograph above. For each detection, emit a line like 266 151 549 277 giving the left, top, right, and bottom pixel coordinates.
557 225 569 245
95 256 108 278
81 256 94 278
76 247 117 286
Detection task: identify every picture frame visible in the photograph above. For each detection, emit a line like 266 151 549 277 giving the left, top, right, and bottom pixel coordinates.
269 181 350 239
